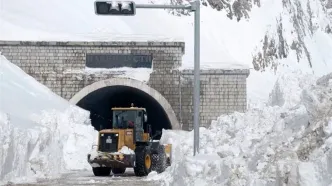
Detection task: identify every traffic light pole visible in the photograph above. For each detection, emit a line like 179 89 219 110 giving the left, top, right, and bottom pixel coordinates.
135 1 200 156
95 0 201 156
193 1 200 156
135 0 200 156
135 4 191 9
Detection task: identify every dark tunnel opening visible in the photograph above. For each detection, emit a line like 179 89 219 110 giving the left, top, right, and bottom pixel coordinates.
76 85 172 139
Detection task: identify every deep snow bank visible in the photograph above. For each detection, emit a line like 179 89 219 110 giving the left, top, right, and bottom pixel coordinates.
149 71 332 185
0 55 97 184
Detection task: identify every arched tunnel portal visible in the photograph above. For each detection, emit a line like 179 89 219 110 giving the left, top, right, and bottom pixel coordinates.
70 78 179 139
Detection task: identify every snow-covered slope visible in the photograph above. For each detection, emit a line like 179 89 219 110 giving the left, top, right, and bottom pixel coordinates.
148 71 332 186
0 55 97 184
1 0 331 105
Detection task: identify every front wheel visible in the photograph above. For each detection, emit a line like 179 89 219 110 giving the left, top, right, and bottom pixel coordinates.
151 145 167 173
134 146 152 176
92 167 111 176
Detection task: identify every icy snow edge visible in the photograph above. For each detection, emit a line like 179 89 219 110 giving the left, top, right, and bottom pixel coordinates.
0 55 98 184
0 103 98 185
148 71 332 186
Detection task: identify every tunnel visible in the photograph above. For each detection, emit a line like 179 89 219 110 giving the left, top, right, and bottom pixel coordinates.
70 78 179 139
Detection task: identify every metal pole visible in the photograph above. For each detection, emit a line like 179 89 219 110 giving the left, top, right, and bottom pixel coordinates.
193 0 200 156
136 1 200 156
135 4 192 9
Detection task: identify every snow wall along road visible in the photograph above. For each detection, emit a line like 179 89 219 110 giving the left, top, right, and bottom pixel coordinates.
0 55 97 184
149 71 332 186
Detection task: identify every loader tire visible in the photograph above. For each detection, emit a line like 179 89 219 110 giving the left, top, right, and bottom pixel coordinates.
92 167 111 176
134 145 152 176
151 145 167 173
112 167 126 174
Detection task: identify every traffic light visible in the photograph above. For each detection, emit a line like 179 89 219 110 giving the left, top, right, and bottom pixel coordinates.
94 1 136 15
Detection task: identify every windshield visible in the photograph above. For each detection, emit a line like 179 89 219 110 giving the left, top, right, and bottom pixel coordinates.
112 110 139 129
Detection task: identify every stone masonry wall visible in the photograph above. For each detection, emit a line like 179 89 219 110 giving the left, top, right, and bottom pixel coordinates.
180 69 249 130
0 40 183 102
0 40 249 130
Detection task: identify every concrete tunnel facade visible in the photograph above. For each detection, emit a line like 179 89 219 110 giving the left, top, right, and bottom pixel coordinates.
69 78 180 138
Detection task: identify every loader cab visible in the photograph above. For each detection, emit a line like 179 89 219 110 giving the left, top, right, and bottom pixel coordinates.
112 109 147 129
111 104 149 142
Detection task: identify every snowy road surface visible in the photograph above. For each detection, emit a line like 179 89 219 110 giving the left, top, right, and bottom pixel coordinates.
8 169 162 186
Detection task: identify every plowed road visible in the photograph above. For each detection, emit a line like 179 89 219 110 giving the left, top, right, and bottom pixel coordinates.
5 169 163 186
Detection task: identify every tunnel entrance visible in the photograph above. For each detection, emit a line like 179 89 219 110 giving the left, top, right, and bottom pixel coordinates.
70 78 179 139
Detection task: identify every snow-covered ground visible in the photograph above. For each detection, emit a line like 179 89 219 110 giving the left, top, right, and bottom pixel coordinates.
146 71 332 185
0 55 97 185
11 170 161 186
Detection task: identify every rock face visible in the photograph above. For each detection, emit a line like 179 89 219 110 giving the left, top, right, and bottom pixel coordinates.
166 0 332 73
168 0 261 20
204 0 261 21
252 0 332 72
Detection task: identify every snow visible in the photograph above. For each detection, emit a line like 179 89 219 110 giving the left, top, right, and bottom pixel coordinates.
147 71 332 185
119 146 135 155
90 145 135 155
88 146 99 162
88 145 134 163
1 0 332 185
64 67 153 83
0 55 98 184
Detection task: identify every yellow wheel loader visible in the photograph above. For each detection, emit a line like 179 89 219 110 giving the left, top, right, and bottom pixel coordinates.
87 104 172 177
